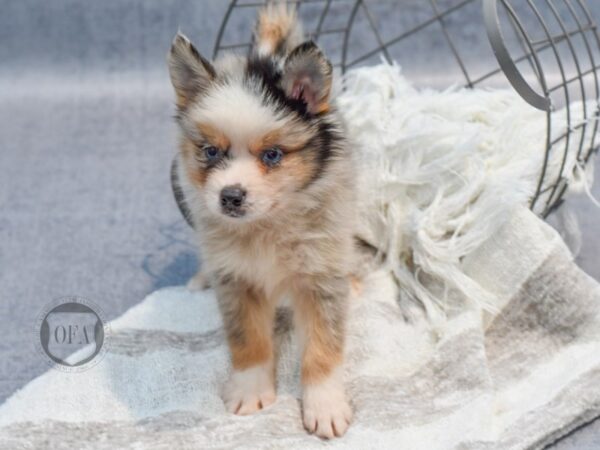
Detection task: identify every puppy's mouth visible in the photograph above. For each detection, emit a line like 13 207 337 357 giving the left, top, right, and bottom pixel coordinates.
221 208 246 218
214 195 276 222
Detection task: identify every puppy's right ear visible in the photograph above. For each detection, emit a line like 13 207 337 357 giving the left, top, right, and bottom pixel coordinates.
168 33 216 109
281 41 332 115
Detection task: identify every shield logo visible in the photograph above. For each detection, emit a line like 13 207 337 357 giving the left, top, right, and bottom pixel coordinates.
44 312 101 366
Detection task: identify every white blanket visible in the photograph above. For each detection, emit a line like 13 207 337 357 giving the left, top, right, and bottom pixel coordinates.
0 207 599 449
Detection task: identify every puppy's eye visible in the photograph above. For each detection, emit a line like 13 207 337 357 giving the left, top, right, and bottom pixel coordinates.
261 147 283 167
203 146 221 162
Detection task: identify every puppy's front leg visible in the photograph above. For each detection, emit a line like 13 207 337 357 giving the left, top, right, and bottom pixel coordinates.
293 276 352 439
216 277 276 415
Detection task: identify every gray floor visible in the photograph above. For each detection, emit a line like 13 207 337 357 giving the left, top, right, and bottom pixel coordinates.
0 1 599 448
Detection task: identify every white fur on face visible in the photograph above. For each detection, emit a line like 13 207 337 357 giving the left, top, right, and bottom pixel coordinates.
189 81 303 222
191 82 285 149
203 156 279 221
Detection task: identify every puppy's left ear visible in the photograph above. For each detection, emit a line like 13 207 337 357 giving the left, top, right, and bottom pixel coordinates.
168 32 216 109
281 41 333 114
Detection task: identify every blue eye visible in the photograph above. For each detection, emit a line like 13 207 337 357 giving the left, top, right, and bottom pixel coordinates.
204 146 221 161
261 147 283 166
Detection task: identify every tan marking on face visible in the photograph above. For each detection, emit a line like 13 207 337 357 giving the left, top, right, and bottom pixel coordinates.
249 129 282 155
180 139 208 187
277 151 318 187
246 122 319 190
197 122 230 150
248 122 313 156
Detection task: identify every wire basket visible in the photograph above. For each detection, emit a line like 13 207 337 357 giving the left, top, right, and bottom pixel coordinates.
211 0 600 217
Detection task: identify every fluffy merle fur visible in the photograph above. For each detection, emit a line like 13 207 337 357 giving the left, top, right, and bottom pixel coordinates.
167 2 357 440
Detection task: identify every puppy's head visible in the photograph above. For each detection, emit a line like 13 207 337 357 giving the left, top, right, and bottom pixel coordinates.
168 34 337 224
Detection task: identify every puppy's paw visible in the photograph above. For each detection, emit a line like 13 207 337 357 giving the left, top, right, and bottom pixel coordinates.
186 270 211 291
223 364 276 415
303 375 352 439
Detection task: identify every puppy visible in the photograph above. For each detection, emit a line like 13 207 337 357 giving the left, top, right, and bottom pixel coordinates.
168 3 355 439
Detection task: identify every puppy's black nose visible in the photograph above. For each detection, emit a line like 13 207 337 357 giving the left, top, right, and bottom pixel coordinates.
220 185 247 216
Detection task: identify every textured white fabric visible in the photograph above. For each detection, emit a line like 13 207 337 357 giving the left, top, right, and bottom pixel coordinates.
0 208 599 450
340 64 596 319
1 65 599 449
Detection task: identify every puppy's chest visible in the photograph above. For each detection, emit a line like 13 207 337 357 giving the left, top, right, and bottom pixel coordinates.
207 233 309 286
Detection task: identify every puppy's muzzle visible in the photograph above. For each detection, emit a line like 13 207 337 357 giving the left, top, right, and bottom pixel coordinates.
220 185 247 217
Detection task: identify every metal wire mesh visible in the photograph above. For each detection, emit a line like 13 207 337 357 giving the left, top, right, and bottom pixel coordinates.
213 0 600 217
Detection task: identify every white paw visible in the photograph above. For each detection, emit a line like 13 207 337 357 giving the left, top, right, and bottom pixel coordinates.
186 271 210 291
303 373 352 439
223 363 276 415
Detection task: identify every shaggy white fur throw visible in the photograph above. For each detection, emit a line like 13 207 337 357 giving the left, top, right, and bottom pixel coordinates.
339 63 598 320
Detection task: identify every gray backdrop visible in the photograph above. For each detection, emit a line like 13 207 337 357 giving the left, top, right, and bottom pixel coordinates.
1 1 599 448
